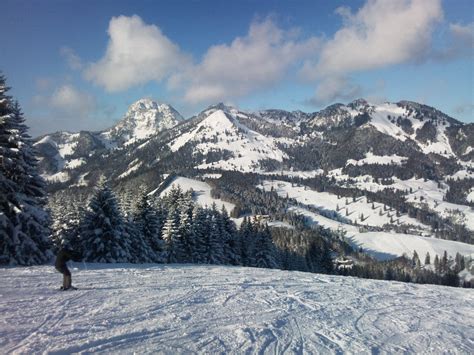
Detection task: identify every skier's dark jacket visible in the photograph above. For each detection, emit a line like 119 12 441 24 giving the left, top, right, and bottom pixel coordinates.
55 249 81 270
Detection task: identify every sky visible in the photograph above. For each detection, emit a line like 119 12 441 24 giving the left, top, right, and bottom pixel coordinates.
1 0 473 136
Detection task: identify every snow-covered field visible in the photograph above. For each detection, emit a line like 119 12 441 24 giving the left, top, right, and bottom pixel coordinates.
258 181 474 263
289 206 474 263
259 180 427 230
1 264 473 354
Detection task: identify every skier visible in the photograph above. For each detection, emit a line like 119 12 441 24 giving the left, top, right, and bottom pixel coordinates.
55 248 81 290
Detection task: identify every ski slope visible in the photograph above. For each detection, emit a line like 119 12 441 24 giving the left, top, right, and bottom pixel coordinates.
1 264 473 354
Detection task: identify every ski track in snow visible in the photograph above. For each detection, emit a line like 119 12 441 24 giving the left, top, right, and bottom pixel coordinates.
1 264 473 354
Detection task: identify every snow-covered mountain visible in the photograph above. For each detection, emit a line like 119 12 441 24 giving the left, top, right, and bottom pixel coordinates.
33 98 183 183
35 98 474 247
102 98 184 146
168 106 288 172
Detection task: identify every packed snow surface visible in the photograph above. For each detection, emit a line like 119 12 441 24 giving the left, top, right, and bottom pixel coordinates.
1 264 473 354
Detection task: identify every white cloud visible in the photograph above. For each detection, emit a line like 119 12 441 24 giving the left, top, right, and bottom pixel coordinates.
49 84 96 117
29 84 104 136
302 0 443 105
310 76 363 105
84 15 190 92
302 0 443 79
180 18 320 104
60 46 83 70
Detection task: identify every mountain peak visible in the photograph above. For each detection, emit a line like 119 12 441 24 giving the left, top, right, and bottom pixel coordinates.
103 98 184 145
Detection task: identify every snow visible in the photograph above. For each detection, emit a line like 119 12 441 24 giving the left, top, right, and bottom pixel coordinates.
42 171 70 183
118 162 143 179
288 205 474 262
262 169 324 179
448 169 474 180
464 146 473 156
201 173 222 179
467 189 474 203
1 264 472 354
322 173 474 231
169 110 287 173
159 176 235 213
369 104 408 141
58 140 78 158
64 158 85 169
349 232 474 261
260 180 427 230
346 152 407 166
267 221 295 229
368 103 454 156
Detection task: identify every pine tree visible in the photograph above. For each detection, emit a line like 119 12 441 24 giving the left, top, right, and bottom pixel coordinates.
177 193 194 263
208 208 224 264
0 75 52 265
133 190 164 262
454 252 465 272
254 225 278 269
162 206 182 263
424 252 430 265
412 250 421 269
434 254 440 274
79 179 133 263
221 206 240 265
441 250 449 274
124 216 155 263
239 217 255 266
189 205 207 263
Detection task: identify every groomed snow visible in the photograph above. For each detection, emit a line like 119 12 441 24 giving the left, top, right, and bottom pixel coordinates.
1 264 473 354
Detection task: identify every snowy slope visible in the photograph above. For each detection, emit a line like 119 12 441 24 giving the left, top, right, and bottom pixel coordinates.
158 176 235 213
288 205 474 262
258 180 474 262
168 109 288 172
259 180 427 230
368 102 456 156
1 265 473 354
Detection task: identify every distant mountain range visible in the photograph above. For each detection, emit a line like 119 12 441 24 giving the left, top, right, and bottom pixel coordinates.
35 97 474 244
34 97 473 186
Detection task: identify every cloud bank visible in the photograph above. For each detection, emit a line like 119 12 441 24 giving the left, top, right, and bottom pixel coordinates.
180 18 319 104
80 1 468 108
304 0 443 104
84 15 190 92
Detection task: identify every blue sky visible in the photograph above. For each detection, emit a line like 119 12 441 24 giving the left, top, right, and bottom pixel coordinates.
1 0 473 136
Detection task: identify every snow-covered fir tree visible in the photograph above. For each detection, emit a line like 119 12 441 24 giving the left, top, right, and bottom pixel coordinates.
208 211 224 264
133 190 164 262
162 205 182 263
79 179 133 263
221 206 240 265
239 217 255 266
253 225 278 269
177 192 194 263
190 205 208 263
0 75 52 265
